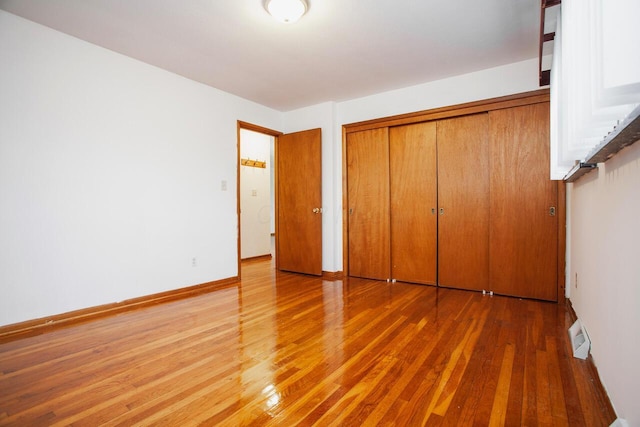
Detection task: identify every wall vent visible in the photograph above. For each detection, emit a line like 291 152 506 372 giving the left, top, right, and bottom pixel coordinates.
568 318 591 360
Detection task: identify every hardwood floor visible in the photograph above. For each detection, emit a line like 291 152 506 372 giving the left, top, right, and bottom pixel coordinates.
0 259 616 426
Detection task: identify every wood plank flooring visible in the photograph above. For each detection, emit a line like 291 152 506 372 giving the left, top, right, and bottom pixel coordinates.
0 259 616 426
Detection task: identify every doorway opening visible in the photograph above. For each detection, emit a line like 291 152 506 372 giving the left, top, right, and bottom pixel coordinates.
237 122 323 279
237 122 281 279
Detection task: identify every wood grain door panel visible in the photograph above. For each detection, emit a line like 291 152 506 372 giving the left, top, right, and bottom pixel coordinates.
277 128 322 276
489 103 558 301
437 114 490 291
389 122 438 285
347 128 391 280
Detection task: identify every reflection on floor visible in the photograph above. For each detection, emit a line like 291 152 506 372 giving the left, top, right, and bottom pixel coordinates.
0 258 616 425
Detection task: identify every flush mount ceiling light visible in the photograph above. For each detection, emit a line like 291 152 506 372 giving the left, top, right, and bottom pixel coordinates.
265 0 308 23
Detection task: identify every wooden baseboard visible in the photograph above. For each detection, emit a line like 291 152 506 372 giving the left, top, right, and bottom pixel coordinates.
322 271 344 280
0 277 239 343
241 254 273 263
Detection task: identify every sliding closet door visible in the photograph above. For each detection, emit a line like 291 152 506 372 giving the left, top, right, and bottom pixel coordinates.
389 122 438 285
489 103 558 301
437 114 490 291
347 128 391 280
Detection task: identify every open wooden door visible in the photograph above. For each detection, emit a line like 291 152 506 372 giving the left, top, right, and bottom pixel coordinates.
277 128 323 275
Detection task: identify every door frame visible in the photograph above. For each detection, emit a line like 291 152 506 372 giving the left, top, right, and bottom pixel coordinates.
237 121 282 279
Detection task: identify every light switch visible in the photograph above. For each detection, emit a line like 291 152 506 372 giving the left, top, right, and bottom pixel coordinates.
221 180 227 191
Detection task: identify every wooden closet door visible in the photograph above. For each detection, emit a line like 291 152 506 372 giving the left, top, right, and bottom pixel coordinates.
437 114 490 291
347 128 391 280
389 122 437 285
489 103 558 301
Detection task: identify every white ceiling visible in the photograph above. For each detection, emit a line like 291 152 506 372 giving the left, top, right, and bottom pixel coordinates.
0 0 541 111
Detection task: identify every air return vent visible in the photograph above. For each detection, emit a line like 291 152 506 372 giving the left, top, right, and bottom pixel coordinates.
568 319 591 360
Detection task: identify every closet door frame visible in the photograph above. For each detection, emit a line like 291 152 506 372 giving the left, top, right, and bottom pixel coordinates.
342 89 566 300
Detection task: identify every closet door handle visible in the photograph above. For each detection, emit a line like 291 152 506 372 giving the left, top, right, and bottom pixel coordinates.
549 206 556 216
439 208 444 216
431 208 436 215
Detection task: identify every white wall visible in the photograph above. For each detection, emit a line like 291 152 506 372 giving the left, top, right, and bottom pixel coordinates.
240 129 272 259
0 10 281 326
335 58 543 125
568 142 640 425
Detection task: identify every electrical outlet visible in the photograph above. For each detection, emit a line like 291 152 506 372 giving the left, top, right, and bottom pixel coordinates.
192 257 197 267
252 189 257 196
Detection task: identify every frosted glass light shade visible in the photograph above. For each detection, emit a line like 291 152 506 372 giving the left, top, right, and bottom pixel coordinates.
266 0 307 23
